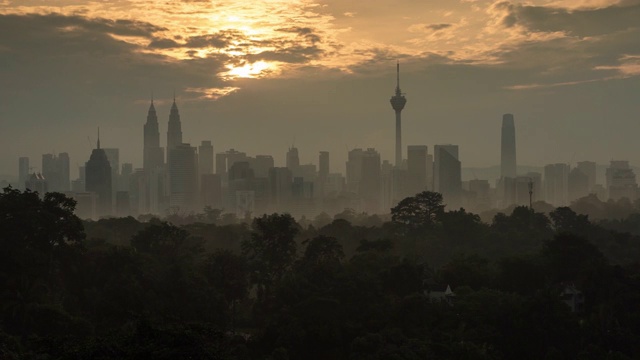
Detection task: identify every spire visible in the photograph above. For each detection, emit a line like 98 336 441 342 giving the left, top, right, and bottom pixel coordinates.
397 60 400 89
97 127 101 149
149 91 156 112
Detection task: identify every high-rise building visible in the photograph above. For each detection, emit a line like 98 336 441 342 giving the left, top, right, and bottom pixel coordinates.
201 173 223 209
606 161 638 201
143 99 164 172
216 149 248 175
544 163 569 206
407 145 428 195
501 114 516 179
168 143 198 211
252 155 275 178
167 97 183 157
42 152 70 192
25 173 48 197
269 167 293 210
569 167 590 202
359 148 381 213
346 148 364 193
577 161 596 192
103 148 120 177
390 62 407 167
319 151 329 179
434 145 461 207
18 157 29 190
199 140 214 175
85 135 112 217
286 147 300 176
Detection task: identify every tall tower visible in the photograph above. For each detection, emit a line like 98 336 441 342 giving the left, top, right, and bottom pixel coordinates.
167 95 183 157
501 114 516 178
144 97 164 171
86 129 112 217
390 61 407 167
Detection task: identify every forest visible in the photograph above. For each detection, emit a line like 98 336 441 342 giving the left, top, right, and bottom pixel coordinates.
1 187 640 359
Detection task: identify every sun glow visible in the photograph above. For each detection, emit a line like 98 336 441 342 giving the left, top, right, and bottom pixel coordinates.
225 61 273 79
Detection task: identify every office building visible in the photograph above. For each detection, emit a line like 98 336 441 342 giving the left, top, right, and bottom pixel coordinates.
434 144 462 207
42 152 70 192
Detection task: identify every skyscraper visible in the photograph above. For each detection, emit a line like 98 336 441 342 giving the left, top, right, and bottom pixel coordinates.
199 140 214 175
168 143 198 211
85 133 112 216
144 98 164 171
167 96 183 156
286 146 300 175
407 145 428 195
319 151 329 179
18 157 29 189
42 152 70 192
501 114 516 179
390 62 407 167
544 163 569 206
434 145 461 207
359 148 381 213
577 161 596 192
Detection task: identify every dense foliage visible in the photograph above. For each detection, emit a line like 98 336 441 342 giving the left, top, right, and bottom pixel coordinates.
2 188 640 359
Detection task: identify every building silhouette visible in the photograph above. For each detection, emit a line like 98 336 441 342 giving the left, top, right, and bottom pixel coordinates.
85 133 112 217
434 145 462 207
166 97 183 157
168 143 198 211
143 98 164 172
25 172 47 197
407 145 428 196
501 114 516 179
544 163 569 206
18 157 29 190
199 140 214 175
606 161 638 201
390 62 407 167
42 152 70 192
577 161 596 192
359 148 381 213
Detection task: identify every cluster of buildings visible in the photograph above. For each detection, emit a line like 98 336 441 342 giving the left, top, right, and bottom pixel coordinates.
11 66 639 220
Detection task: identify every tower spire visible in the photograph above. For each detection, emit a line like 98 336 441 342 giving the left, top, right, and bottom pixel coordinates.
390 61 407 167
397 60 400 90
97 127 101 149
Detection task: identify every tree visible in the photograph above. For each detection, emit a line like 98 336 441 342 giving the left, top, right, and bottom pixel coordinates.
203 250 249 328
131 221 192 255
391 191 444 231
242 214 299 301
549 207 591 236
0 187 85 336
301 236 344 268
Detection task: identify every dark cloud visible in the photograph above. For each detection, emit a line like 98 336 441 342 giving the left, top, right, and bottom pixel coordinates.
277 26 322 43
246 46 324 63
504 2 640 36
425 23 452 31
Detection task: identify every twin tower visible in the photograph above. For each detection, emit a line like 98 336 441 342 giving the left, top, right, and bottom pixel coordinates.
143 97 182 171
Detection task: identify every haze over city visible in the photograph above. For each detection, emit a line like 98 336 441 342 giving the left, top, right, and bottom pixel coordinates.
2 0 640 179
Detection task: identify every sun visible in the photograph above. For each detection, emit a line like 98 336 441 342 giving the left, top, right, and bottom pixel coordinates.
225 61 273 79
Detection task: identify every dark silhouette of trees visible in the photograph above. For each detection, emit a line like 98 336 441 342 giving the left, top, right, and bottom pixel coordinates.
391 191 444 231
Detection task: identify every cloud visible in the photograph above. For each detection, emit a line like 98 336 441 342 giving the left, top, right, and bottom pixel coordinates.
497 1 640 37
425 23 453 31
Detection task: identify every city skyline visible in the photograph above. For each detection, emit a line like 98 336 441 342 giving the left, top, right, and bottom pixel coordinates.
2 1 640 177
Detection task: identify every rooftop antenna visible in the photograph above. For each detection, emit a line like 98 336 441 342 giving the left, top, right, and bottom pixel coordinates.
97 127 100 149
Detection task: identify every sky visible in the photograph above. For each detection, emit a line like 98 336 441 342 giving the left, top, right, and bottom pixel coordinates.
1 0 639 179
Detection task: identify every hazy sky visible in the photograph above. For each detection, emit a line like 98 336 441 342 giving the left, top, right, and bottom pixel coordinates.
1 0 639 179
